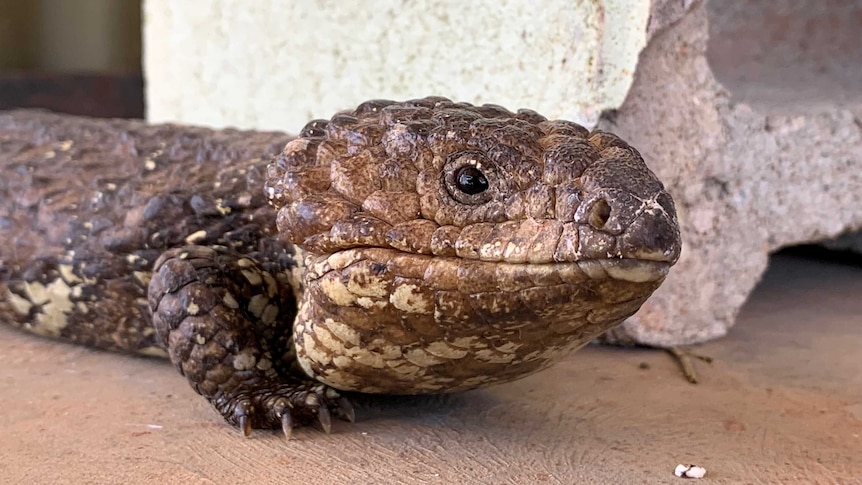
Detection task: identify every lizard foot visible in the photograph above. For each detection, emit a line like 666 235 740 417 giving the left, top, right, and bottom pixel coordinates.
214 381 355 438
149 244 353 438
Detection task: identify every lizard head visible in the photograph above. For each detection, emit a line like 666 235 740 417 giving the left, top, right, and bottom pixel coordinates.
265 97 681 394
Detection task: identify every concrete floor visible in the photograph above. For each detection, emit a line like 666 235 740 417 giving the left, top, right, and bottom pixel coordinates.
1 251 860 484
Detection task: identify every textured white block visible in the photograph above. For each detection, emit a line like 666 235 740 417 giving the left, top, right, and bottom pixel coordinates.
144 0 650 131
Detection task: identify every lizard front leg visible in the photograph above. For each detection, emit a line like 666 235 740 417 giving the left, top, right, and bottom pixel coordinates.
147 245 353 438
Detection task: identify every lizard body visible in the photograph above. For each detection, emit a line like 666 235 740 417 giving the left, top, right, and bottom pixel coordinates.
0 98 681 436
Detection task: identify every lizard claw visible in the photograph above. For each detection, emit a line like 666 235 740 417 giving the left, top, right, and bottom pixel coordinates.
238 414 251 437
233 401 253 437
281 412 294 440
337 396 355 423
317 406 332 434
215 383 353 437
270 397 294 440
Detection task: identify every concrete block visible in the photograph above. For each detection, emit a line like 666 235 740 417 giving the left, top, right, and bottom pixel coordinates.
600 0 862 345
143 0 651 130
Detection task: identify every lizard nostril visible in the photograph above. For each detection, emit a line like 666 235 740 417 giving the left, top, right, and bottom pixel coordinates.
587 199 611 230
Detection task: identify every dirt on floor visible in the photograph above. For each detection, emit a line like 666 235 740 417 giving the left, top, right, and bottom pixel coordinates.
1 251 861 484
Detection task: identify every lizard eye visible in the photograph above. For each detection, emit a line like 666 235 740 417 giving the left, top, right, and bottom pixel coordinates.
444 151 495 205
454 165 489 195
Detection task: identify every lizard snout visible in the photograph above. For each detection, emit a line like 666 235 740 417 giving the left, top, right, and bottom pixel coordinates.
618 193 681 264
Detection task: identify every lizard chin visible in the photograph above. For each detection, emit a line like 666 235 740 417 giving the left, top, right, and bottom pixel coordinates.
292 248 668 394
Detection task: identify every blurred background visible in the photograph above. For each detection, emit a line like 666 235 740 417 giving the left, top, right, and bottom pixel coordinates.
0 0 143 118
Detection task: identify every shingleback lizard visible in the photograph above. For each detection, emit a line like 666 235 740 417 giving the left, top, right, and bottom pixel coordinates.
0 97 681 438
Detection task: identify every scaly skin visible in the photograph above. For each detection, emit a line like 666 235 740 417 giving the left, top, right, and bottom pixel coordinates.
0 98 681 437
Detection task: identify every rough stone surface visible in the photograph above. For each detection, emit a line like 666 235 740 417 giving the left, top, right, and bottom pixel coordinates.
599 0 862 345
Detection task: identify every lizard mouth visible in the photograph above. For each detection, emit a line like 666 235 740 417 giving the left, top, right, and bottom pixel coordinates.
447 254 672 283
567 258 670 283
287 195 681 279
308 248 671 292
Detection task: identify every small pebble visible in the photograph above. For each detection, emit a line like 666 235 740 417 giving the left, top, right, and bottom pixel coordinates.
674 464 706 479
